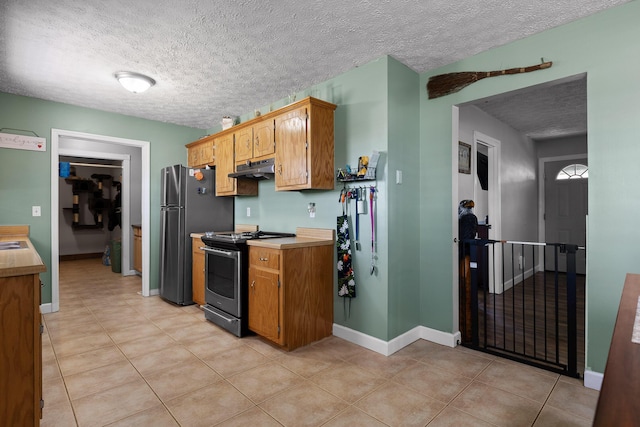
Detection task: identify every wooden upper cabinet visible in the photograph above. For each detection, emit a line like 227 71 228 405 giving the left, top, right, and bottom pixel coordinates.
234 126 254 163
214 133 236 196
253 119 276 159
275 107 308 189
215 133 258 197
186 135 215 168
195 97 335 196
275 98 336 191
235 120 275 163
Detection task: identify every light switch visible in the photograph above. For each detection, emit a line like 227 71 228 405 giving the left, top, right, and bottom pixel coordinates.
396 170 403 184
32 206 41 217
246 207 251 217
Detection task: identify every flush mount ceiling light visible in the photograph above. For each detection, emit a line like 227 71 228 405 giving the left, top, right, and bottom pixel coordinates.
114 71 156 93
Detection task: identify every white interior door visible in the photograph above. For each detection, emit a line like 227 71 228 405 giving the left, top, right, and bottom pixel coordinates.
544 159 588 274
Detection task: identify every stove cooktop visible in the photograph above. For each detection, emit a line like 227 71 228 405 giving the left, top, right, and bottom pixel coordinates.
202 230 296 245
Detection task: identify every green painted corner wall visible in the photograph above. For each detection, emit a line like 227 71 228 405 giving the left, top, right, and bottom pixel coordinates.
387 58 421 338
231 57 394 340
0 92 204 302
418 1 640 372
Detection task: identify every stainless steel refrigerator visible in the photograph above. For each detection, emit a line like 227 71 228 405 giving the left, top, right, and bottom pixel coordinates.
159 165 233 305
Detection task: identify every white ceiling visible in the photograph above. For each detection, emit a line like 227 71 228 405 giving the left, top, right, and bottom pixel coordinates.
0 0 626 132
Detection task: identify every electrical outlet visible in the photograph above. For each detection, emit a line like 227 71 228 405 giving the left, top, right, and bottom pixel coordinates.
32 206 41 217
246 207 251 217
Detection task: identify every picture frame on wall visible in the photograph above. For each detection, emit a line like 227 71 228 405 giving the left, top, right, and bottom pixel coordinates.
458 141 471 174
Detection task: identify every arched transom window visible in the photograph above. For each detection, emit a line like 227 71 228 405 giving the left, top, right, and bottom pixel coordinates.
556 163 588 180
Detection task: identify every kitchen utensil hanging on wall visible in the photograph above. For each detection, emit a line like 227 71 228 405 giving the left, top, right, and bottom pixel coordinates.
369 186 377 275
353 188 361 251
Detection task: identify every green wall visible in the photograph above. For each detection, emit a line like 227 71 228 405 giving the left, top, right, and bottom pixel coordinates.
0 92 204 302
3 0 637 371
387 58 421 338
419 1 640 372
229 57 396 340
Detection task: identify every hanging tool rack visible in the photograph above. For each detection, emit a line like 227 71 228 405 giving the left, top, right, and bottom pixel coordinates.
339 182 378 275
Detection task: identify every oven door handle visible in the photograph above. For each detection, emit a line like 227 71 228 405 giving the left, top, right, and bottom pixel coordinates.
201 246 236 257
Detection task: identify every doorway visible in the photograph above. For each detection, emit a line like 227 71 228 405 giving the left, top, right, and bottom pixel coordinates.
49 129 151 313
453 75 588 376
473 132 502 293
541 157 588 274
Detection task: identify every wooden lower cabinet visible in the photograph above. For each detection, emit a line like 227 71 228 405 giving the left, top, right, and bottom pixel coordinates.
132 225 142 273
248 244 333 350
0 273 42 426
192 236 205 306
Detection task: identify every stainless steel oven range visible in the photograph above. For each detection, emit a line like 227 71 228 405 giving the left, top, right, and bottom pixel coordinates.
200 231 295 337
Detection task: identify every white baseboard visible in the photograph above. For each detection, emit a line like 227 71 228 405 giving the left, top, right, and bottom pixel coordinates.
40 303 53 314
583 369 603 391
122 269 138 277
502 266 536 293
148 288 159 296
332 324 460 356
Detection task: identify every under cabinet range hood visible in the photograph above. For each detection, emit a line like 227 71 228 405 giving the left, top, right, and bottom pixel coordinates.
228 158 275 180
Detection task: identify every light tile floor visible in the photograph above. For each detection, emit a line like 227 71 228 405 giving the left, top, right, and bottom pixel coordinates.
41 259 599 426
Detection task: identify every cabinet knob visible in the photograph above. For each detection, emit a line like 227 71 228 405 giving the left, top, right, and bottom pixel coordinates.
255 135 259 146
250 280 255 288
277 164 282 175
259 257 268 262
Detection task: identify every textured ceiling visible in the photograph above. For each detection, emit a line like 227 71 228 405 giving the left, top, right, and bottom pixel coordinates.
470 74 587 141
0 0 627 130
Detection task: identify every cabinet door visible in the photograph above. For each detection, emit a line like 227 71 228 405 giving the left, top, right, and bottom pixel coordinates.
235 127 253 163
201 139 215 165
214 134 236 195
248 267 281 343
275 107 308 188
187 145 201 167
191 237 205 306
253 119 275 158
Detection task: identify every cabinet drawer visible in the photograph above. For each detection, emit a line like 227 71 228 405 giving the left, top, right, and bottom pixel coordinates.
249 248 280 270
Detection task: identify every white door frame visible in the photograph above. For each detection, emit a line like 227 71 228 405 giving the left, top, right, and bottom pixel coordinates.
50 129 151 313
452 106 461 335
473 131 502 293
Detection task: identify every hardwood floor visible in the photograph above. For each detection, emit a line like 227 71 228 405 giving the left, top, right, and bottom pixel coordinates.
474 271 585 376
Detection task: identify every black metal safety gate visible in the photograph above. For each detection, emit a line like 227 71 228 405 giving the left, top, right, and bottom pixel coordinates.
459 239 581 378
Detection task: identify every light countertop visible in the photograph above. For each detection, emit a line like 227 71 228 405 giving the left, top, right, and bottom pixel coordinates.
0 232 47 278
190 227 334 250
247 236 333 249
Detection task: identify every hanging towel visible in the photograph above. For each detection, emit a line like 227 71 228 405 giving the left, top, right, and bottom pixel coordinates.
59 162 70 178
337 215 356 298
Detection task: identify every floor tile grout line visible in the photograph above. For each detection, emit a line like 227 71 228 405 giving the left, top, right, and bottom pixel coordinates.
46 260 598 426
